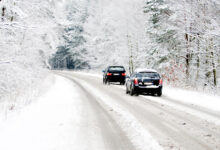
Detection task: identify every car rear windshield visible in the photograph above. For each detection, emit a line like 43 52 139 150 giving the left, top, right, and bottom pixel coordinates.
137 72 160 78
108 66 125 72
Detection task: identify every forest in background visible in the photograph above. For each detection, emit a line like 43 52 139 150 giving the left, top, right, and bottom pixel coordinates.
50 0 220 92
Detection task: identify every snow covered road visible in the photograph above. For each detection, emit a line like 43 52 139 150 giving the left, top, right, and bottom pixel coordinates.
57 71 220 150
1 71 220 150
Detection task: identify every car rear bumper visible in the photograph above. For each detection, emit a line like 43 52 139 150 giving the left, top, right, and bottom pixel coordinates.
107 76 125 82
134 85 162 93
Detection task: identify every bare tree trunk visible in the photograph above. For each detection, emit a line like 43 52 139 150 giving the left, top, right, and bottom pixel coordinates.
2 7 5 16
195 33 200 81
184 0 190 82
210 39 217 86
185 33 190 80
127 34 134 74
213 64 217 86
1 6 5 21
205 40 210 84
129 44 134 74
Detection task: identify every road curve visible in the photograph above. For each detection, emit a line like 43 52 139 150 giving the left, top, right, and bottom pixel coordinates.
56 71 220 150
59 74 136 150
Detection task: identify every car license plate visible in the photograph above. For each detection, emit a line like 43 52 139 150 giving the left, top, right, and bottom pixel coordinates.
114 73 120 76
144 82 152 86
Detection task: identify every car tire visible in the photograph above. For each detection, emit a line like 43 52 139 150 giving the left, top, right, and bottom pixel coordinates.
157 90 162 97
135 92 139 96
103 79 105 84
126 85 129 94
121 82 125 85
130 86 135 96
103 79 106 85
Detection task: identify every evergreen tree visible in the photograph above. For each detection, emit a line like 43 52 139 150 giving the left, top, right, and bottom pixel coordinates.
50 0 90 69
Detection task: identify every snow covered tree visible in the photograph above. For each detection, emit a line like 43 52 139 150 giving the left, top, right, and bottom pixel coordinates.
144 0 220 91
0 0 68 111
50 0 90 69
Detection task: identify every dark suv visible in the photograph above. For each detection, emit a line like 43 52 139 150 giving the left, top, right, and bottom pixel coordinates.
126 69 163 96
103 66 126 85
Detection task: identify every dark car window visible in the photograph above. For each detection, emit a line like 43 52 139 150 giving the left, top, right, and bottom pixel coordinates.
108 66 125 72
137 72 160 78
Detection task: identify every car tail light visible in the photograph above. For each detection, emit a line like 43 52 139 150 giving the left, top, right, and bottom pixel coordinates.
134 78 138 85
159 79 163 85
107 73 112 76
122 73 126 76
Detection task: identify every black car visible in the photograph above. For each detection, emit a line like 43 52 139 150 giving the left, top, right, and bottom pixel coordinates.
126 69 163 96
103 66 126 85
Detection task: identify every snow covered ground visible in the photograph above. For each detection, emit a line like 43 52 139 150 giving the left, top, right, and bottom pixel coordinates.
57 71 220 150
0 75 83 150
163 87 220 112
0 74 163 150
142 87 220 125
0 71 220 150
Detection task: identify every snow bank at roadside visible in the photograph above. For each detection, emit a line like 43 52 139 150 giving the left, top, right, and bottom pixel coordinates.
0 75 82 150
144 94 220 125
163 87 220 112
0 72 54 121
